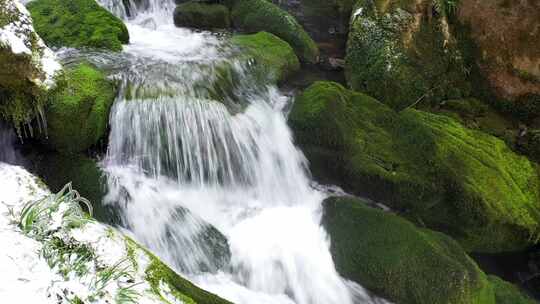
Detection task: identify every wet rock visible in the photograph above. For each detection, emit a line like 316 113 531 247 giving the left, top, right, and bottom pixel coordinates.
174 1 231 30
345 0 471 110
322 196 495 304
164 206 231 273
231 31 300 84
457 0 540 118
230 0 319 64
0 0 62 130
290 81 540 253
44 63 116 153
321 57 345 71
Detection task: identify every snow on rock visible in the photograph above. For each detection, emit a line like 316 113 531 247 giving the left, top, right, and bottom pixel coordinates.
0 163 55 303
0 0 62 89
0 162 213 303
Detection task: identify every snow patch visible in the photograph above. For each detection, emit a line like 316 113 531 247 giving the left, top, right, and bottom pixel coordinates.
0 162 196 303
0 0 62 89
0 163 56 304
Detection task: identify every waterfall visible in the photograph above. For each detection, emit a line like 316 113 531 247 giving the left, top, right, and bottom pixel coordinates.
97 0 175 24
92 0 387 303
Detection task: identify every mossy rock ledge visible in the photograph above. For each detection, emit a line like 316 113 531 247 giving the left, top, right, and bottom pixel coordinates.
0 0 62 130
174 1 231 29
457 0 540 113
290 81 540 253
231 31 300 84
322 196 495 304
44 63 116 153
322 196 538 304
345 0 471 110
196 32 299 112
488 275 537 304
27 0 129 51
230 0 319 64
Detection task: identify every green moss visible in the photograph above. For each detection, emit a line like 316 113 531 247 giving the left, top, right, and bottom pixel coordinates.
0 87 46 133
174 2 231 29
231 0 319 63
290 81 540 252
425 98 519 148
231 32 300 84
44 63 116 153
0 0 51 131
290 81 356 150
127 238 233 304
345 0 471 110
488 276 536 304
27 0 129 51
322 196 495 304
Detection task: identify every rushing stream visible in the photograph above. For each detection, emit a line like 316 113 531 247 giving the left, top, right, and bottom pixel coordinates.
79 0 389 303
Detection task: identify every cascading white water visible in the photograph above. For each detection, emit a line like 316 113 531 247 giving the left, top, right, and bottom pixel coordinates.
94 0 388 303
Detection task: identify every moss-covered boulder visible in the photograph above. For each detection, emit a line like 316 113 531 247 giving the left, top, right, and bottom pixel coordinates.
0 0 61 130
231 31 300 84
174 1 231 29
44 63 116 153
27 0 129 52
345 0 471 110
424 98 520 147
322 196 495 304
230 0 319 63
268 0 350 55
290 81 540 252
488 275 537 304
189 32 299 112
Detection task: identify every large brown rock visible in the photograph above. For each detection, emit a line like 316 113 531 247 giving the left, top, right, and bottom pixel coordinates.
458 0 540 114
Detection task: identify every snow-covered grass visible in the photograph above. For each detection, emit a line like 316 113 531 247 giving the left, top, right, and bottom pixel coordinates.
0 162 223 304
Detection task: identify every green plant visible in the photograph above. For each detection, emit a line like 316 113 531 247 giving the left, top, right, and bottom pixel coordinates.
19 183 91 236
42 236 95 279
93 258 133 292
116 282 143 304
17 183 147 303
433 0 459 17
